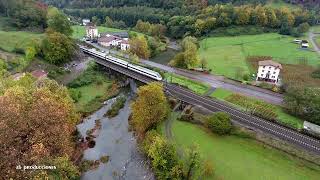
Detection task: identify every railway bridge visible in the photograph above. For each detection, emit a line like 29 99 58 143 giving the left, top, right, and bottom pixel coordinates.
81 46 320 155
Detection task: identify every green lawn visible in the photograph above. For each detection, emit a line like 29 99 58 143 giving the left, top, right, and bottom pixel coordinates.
165 73 210 95
199 33 320 79
74 81 111 112
266 0 301 10
210 88 303 129
0 30 44 52
71 25 125 39
172 120 320 180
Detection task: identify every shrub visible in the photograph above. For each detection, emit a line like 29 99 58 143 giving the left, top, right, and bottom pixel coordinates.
105 96 126 118
46 156 80 180
206 112 232 135
68 88 82 103
202 159 214 177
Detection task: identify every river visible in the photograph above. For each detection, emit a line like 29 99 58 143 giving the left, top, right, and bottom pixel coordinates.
76 95 155 180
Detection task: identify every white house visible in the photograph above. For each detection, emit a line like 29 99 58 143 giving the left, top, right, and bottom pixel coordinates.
256 60 282 84
120 40 130 51
98 33 130 50
85 23 99 39
82 19 91 26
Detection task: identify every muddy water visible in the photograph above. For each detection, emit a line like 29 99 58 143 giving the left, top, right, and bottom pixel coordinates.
77 96 154 180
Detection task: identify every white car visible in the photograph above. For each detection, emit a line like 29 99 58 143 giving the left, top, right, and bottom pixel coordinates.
293 39 302 44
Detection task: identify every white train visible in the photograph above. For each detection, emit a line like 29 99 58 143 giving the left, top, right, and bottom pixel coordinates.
80 46 162 81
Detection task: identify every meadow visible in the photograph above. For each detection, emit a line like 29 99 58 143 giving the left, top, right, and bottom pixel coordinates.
71 25 125 39
0 30 44 52
172 120 320 180
199 33 320 80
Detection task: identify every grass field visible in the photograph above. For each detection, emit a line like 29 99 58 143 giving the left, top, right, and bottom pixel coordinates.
74 82 111 111
165 73 210 95
172 120 320 180
199 33 320 80
266 0 301 10
211 88 303 129
0 30 44 52
71 25 125 39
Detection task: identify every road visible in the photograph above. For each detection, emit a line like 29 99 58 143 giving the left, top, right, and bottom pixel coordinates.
86 42 284 105
82 46 320 155
309 31 320 55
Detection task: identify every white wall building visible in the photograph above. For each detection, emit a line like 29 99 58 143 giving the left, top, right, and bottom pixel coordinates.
85 23 99 39
120 40 130 51
256 60 282 84
82 19 90 26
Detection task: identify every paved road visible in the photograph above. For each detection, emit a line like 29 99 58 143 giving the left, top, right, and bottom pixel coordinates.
82 47 320 155
309 31 320 55
85 42 283 105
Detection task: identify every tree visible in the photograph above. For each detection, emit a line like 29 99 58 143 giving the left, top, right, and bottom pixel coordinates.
47 7 73 36
200 57 208 69
183 40 200 68
142 131 183 179
297 22 310 34
131 82 169 137
0 76 79 179
206 112 232 135
41 31 75 65
184 144 202 180
104 16 114 27
284 87 320 125
129 36 151 59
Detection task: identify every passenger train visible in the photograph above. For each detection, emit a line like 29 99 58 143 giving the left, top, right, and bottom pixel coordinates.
80 46 163 81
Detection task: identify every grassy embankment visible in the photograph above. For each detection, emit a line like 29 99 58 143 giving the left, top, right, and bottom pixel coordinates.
172 120 320 180
211 88 303 129
266 0 302 10
165 73 210 95
199 33 320 80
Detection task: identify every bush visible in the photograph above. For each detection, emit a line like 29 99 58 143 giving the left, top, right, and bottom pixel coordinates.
68 88 82 103
105 96 126 118
202 159 214 177
206 112 232 135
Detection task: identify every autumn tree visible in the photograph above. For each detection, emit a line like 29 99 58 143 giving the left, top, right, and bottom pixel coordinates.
0 76 80 179
47 7 73 37
131 82 169 137
41 30 75 65
129 36 151 59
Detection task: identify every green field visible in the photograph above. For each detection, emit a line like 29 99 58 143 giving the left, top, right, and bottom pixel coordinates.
172 120 320 180
71 25 125 39
211 88 303 129
165 73 210 95
0 30 44 52
199 33 320 79
266 0 301 10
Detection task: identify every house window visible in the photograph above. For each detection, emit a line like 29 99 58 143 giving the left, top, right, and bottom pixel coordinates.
262 70 264 72
260 74 263 77
273 72 276 74
269 66 271 69
272 76 275 78
263 66 265 68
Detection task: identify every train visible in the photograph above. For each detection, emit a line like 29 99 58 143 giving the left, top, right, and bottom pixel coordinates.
80 46 163 81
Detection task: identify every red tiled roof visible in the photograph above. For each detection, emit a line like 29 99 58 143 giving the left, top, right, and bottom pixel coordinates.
258 60 282 69
31 70 48 78
98 35 121 43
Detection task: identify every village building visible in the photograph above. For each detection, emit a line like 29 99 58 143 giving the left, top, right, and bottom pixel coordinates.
98 32 130 51
256 60 282 84
85 22 99 39
82 19 91 26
